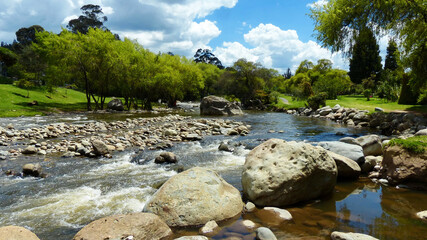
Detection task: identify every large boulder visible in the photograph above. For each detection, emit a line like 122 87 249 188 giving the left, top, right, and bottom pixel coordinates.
380 145 427 186
200 96 243 116
355 135 383 156
22 163 42 177
326 151 361 180
91 139 109 156
72 213 172 240
107 98 124 111
0 226 40 240
144 167 243 227
317 141 365 165
242 139 337 207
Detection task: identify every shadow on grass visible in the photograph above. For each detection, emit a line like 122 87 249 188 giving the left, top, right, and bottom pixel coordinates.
403 105 427 114
14 101 89 112
12 92 29 98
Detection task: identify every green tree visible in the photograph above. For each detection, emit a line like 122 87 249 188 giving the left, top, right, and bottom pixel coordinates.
67 4 108 34
349 28 382 84
313 69 352 99
16 25 45 46
310 0 426 100
384 39 402 71
295 60 314 74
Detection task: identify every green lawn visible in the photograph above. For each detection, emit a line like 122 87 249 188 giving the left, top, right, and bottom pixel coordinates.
276 94 427 113
0 84 110 117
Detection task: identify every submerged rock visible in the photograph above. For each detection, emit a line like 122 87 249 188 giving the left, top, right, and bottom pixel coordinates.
22 163 42 177
0 226 40 240
331 231 379 240
242 139 337 207
91 139 109 156
72 213 172 240
22 146 37 154
155 152 177 164
144 167 243 227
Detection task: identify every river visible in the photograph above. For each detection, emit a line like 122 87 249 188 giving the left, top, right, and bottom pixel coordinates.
0 111 426 239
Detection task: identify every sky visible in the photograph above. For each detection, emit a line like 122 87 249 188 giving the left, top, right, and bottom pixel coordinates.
0 0 390 73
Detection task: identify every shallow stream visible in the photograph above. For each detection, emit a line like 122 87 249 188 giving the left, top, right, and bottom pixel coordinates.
0 112 426 239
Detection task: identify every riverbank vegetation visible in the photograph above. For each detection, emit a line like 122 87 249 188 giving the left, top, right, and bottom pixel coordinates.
387 136 427 154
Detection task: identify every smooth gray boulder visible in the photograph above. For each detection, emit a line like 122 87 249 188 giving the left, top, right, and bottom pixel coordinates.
318 141 365 165
22 146 37 154
200 96 243 116
256 227 277 240
242 139 337 207
107 98 124 111
144 167 243 227
356 135 383 156
327 151 361 180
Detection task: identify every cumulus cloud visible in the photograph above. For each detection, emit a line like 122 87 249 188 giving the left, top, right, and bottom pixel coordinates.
0 0 236 57
214 23 348 73
306 0 328 9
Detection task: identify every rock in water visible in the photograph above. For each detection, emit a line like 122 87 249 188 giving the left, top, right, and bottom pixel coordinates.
200 95 243 116
72 213 172 240
22 146 37 154
331 231 379 240
107 98 124 111
327 151 361 180
255 227 277 240
242 139 337 207
22 163 42 177
155 152 177 164
356 134 383 156
91 139 109 156
0 226 41 240
144 167 243 227
318 141 365 165
381 145 427 186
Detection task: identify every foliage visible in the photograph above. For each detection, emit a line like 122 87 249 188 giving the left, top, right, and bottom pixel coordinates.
384 39 402 71
313 69 351 99
283 68 292 79
15 79 35 97
15 25 45 46
0 47 18 67
363 89 372 101
295 60 314 74
348 28 382 84
376 69 401 102
67 4 108 34
310 0 426 101
194 49 224 69
306 92 327 110
387 136 427 154
398 73 417 105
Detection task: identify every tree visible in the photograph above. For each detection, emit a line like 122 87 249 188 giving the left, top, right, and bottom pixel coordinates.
16 25 45 45
67 4 108 34
283 68 292 79
348 28 382 84
384 39 402 71
313 69 352 99
295 60 314 74
0 47 18 76
194 49 224 69
310 0 426 100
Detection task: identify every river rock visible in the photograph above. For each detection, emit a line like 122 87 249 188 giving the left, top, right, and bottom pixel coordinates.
91 139 109 156
416 210 427 220
318 141 365 165
199 220 219 236
319 107 333 116
263 207 293 221
22 146 37 154
245 202 256 212
242 139 337 207
255 227 277 240
218 142 233 152
200 96 243 116
155 152 177 164
0 150 9 160
355 135 383 156
175 236 208 240
327 151 361 180
375 107 384 112
107 98 124 111
415 129 427 136
362 156 383 173
242 220 257 229
22 163 42 177
331 231 378 240
381 145 427 186
144 167 244 227
72 213 172 240
0 226 40 240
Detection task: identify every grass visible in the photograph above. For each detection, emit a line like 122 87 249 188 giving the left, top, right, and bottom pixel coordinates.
275 94 427 114
0 84 113 117
387 135 427 154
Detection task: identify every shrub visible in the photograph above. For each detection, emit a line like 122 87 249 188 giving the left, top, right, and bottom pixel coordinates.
0 76 14 84
306 92 327 110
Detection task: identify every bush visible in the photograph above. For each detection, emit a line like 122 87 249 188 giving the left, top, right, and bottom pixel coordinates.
306 92 327 110
0 76 14 84
417 88 427 104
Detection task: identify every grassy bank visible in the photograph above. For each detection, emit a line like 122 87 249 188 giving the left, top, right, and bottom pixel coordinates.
0 84 104 117
275 94 427 114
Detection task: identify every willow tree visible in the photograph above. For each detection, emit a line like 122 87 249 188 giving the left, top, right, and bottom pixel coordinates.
310 0 426 101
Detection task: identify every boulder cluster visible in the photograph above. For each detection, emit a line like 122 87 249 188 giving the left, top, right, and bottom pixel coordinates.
281 104 426 136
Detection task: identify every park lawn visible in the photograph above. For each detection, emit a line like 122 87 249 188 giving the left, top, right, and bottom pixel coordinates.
276 94 427 113
0 84 113 117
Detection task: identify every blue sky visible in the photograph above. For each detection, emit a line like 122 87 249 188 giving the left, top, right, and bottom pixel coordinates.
0 0 389 73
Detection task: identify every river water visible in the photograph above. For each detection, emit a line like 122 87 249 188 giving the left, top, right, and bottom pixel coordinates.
0 112 426 240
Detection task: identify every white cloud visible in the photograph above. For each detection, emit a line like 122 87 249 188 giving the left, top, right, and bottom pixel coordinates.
214 23 348 73
307 0 328 9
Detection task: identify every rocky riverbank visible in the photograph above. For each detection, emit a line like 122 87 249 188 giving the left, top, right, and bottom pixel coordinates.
277 104 427 136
